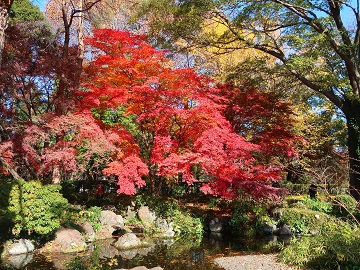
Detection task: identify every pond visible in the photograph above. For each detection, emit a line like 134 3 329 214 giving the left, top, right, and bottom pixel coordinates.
1 233 291 270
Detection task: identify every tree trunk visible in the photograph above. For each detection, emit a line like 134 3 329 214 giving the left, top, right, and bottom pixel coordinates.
0 156 24 181
0 4 9 67
52 165 61 184
344 100 360 200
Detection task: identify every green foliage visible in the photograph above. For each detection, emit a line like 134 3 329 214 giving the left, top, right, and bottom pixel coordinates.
132 195 203 239
331 194 358 217
171 209 203 239
10 0 45 22
92 107 139 136
280 207 330 234
279 225 360 269
134 194 179 218
79 206 102 232
228 199 272 236
172 185 187 198
0 180 69 237
299 198 333 214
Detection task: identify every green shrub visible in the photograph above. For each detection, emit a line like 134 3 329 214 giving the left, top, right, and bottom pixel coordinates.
281 208 330 234
331 194 358 217
228 199 276 236
134 194 179 218
0 180 69 237
171 209 203 239
78 206 102 231
132 194 203 239
301 198 333 214
279 224 360 269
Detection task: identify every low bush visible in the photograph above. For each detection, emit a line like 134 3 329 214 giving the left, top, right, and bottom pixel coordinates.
301 198 333 214
129 194 203 239
279 223 360 269
331 194 358 217
0 180 69 238
280 207 330 234
227 198 278 237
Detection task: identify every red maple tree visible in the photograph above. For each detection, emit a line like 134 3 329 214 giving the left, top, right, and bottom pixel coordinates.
81 29 296 199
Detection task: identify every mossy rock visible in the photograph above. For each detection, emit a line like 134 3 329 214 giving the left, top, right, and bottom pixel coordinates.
281 208 331 234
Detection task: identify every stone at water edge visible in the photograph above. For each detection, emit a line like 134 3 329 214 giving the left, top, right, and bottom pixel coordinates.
278 224 292 235
114 233 142 249
7 239 35 255
96 210 124 240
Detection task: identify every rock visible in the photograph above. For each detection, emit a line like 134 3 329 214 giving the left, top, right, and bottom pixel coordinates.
80 220 96 242
154 218 175 238
55 227 87 253
209 217 223 233
118 249 139 260
278 224 292 235
138 206 156 224
114 233 142 250
41 227 87 253
96 210 124 239
261 223 277 235
7 239 35 255
101 210 124 227
5 253 33 269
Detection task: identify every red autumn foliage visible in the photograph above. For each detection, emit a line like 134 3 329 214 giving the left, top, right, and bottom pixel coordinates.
1 112 132 181
80 29 296 199
0 26 297 199
218 84 298 160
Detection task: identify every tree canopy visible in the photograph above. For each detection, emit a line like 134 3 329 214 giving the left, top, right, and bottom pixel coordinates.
80 29 295 198
135 0 360 199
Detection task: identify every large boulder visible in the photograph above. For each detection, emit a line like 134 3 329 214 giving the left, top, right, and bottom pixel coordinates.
138 206 156 225
278 224 292 235
96 210 124 240
41 227 87 253
114 233 142 250
260 223 278 235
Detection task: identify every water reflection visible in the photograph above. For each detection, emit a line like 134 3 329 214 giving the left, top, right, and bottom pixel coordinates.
2 234 292 270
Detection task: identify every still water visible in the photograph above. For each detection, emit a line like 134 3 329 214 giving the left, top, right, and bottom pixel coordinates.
2 234 290 270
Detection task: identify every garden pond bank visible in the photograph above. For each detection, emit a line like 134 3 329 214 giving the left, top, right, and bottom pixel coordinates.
1 233 293 270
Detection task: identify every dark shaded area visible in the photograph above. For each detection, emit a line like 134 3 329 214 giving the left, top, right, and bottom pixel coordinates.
309 184 317 199
0 178 14 264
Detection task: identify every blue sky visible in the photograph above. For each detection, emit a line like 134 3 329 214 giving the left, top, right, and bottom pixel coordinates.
32 0 356 28
32 0 46 11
